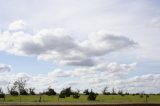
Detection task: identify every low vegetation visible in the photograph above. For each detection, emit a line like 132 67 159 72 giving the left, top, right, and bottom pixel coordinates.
0 79 159 103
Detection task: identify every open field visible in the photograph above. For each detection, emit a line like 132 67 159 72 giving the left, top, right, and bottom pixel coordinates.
0 95 160 103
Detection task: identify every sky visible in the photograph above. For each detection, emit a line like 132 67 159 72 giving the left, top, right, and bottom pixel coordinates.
0 0 160 93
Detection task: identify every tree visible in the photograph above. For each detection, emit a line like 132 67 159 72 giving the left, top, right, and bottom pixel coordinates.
118 90 124 96
7 82 19 96
0 87 5 101
102 86 109 95
14 78 28 95
29 88 36 95
45 87 56 96
83 89 89 95
73 90 80 99
60 87 73 97
59 90 65 98
87 89 98 101
111 88 117 95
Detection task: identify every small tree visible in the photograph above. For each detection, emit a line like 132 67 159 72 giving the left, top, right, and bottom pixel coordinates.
14 78 28 95
60 87 73 97
118 90 124 96
73 90 80 99
7 83 19 96
87 89 98 101
59 90 65 98
111 88 117 95
29 88 36 95
0 87 5 101
83 89 89 95
102 86 109 95
45 87 56 96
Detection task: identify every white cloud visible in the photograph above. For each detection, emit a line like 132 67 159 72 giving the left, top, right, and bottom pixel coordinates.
48 62 136 79
0 64 11 73
0 63 159 93
0 21 136 66
9 20 27 31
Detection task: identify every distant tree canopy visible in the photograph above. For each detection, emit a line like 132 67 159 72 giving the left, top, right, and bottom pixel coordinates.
7 82 19 96
0 87 5 99
29 88 36 95
59 87 73 98
83 89 89 95
14 78 28 95
87 89 98 101
44 87 56 96
72 90 80 99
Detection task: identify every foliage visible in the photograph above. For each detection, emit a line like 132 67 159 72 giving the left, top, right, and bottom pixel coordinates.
14 78 29 95
60 87 73 97
111 88 117 95
7 83 19 96
72 90 80 99
102 86 108 95
0 88 5 99
29 88 36 95
59 91 65 98
45 87 56 96
87 89 98 101
83 89 89 95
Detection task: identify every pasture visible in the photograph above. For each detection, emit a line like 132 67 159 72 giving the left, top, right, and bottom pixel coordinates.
0 95 159 103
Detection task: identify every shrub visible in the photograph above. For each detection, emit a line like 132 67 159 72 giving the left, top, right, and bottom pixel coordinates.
59 87 73 97
45 88 56 96
83 89 89 95
87 90 98 101
59 91 65 98
10 91 19 96
73 90 80 99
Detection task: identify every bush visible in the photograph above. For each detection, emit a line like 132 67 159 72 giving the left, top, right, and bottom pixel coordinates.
87 90 98 101
59 91 65 98
83 89 89 95
20 89 28 95
45 88 56 96
59 87 73 97
73 90 80 99
10 90 19 96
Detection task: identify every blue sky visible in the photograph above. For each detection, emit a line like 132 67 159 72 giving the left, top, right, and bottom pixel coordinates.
0 0 160 93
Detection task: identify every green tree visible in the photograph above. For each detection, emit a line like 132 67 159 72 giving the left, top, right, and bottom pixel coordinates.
87 89 98 101
83 89 89 95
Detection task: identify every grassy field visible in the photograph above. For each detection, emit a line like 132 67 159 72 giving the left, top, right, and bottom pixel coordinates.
0 95 160 103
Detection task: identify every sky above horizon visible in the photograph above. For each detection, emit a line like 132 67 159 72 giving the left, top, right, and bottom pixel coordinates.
0 0 160 93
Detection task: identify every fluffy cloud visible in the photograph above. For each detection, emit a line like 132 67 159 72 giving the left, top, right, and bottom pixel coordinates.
0 62 159 93
0 64 11 73
0 21 136 66
9 20 27 31
48 62 137 80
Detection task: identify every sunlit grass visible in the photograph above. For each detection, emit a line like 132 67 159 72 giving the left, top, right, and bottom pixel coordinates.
0 95 159 103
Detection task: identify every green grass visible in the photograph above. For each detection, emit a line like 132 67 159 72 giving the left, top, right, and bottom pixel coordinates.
0 95 160 103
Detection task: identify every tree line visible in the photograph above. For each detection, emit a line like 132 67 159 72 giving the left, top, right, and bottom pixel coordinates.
0 78 160 101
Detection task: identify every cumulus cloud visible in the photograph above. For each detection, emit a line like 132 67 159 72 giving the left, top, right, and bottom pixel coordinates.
48 62 136 79
0 21 136 66
9 20 27 31
0 64 11 73
0 63 159 93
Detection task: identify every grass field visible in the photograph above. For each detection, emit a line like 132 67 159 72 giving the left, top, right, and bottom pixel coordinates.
0 95 160 103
